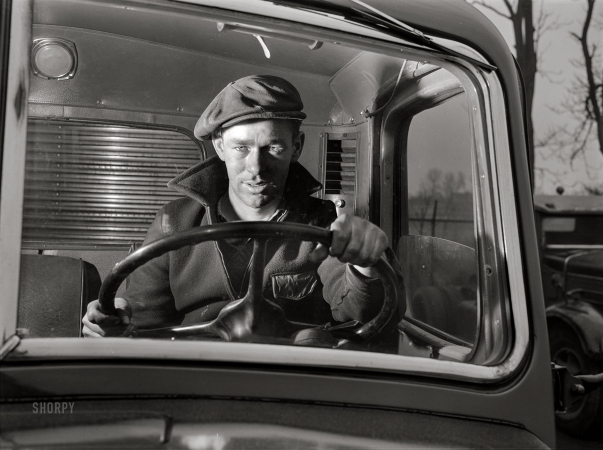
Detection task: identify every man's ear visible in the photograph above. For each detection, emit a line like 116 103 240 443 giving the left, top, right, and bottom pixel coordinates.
212 135 225 161
291 130 305 163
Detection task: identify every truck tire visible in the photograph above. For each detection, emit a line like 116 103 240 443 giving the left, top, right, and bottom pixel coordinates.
550 325 603 436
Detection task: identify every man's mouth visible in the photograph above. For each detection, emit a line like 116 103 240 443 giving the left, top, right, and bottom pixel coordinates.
244 181 271 192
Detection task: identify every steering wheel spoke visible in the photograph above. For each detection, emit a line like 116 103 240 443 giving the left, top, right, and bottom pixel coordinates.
99 222 403 347
247 238 268 300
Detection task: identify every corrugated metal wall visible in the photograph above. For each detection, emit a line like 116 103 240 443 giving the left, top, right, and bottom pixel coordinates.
22 120 202 249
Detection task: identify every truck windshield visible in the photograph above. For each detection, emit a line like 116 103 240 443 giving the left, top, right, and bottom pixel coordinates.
6 0 521 378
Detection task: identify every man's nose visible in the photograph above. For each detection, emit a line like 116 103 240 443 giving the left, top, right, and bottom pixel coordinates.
245 148 265 176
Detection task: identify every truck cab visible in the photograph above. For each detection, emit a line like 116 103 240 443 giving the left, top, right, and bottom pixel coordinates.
0 1 577 448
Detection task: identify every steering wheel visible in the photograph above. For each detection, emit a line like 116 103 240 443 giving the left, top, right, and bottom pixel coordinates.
98 222 402 348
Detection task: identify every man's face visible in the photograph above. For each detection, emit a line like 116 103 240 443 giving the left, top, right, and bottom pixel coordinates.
214 119 304 211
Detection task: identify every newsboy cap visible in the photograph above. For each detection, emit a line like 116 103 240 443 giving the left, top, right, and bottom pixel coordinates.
194 75 307 140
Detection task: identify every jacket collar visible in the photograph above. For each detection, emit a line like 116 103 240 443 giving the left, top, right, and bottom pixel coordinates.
167 155 323 207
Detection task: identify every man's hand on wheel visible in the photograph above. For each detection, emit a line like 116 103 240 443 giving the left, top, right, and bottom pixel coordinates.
310 214 389 277
82 298 134 337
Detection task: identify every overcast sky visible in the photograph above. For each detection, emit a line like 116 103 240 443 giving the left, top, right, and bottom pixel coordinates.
473 0 603 195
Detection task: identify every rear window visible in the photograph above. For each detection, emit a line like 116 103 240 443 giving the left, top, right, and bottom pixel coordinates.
22 120 202 250
542 215 603 246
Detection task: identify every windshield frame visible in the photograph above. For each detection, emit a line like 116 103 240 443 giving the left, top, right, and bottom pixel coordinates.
0 0 31 345
1 0 530 385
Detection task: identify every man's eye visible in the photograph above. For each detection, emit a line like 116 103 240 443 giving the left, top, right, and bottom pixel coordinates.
269 146 284 153
234 146 248 152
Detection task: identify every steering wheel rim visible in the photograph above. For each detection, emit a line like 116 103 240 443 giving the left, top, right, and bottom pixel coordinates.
99 222 402 346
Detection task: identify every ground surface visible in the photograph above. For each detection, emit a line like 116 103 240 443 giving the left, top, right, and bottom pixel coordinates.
555 429 603 449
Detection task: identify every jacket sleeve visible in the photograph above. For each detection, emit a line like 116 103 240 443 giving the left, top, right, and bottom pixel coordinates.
317 255 385 323
123 208 184 329
318 248 405 323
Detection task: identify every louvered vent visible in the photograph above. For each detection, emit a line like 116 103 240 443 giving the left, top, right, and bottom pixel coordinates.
324 134 357 195
22 119 202 249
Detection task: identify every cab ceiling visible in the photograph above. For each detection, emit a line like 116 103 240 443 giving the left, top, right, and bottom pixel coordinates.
30 0 412 129
32 0 361 78
29 24 340 125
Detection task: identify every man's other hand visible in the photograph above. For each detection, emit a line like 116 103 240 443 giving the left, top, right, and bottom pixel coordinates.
310 214 389 277
82 298 134 337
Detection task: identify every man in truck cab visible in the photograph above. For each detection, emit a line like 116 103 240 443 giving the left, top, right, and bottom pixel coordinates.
82 75 399 338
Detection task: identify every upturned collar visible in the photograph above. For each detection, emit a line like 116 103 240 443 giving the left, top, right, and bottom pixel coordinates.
167 155 322 207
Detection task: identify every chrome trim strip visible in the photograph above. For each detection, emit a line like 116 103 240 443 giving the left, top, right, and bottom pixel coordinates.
546 245 603 250
0 0 32 344
563 250 603 288
480 67 531 372
4 336 512 383
472 66 513 364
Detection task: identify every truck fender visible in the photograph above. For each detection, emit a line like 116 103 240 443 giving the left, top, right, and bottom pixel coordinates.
547 301 603 360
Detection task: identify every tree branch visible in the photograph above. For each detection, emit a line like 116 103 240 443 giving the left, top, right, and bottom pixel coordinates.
470 0 512 19
501 0 517 17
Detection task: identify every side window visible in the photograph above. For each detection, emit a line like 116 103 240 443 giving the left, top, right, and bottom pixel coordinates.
397 93 479 359
406 94 474 248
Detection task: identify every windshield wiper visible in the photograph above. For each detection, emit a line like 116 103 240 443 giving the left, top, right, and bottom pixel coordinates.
271 0 496 71
348 0 431 44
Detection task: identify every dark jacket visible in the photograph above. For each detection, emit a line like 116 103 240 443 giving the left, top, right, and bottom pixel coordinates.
124 156 386 329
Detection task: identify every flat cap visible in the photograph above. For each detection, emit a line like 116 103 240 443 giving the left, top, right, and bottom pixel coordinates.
194 75 307 140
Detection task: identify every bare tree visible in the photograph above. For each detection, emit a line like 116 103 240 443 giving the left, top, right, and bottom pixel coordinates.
470 0 555 177
441 172 467 234
413 169 443 235
563 0 603 161
536 0 603 193
409 170 468 235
